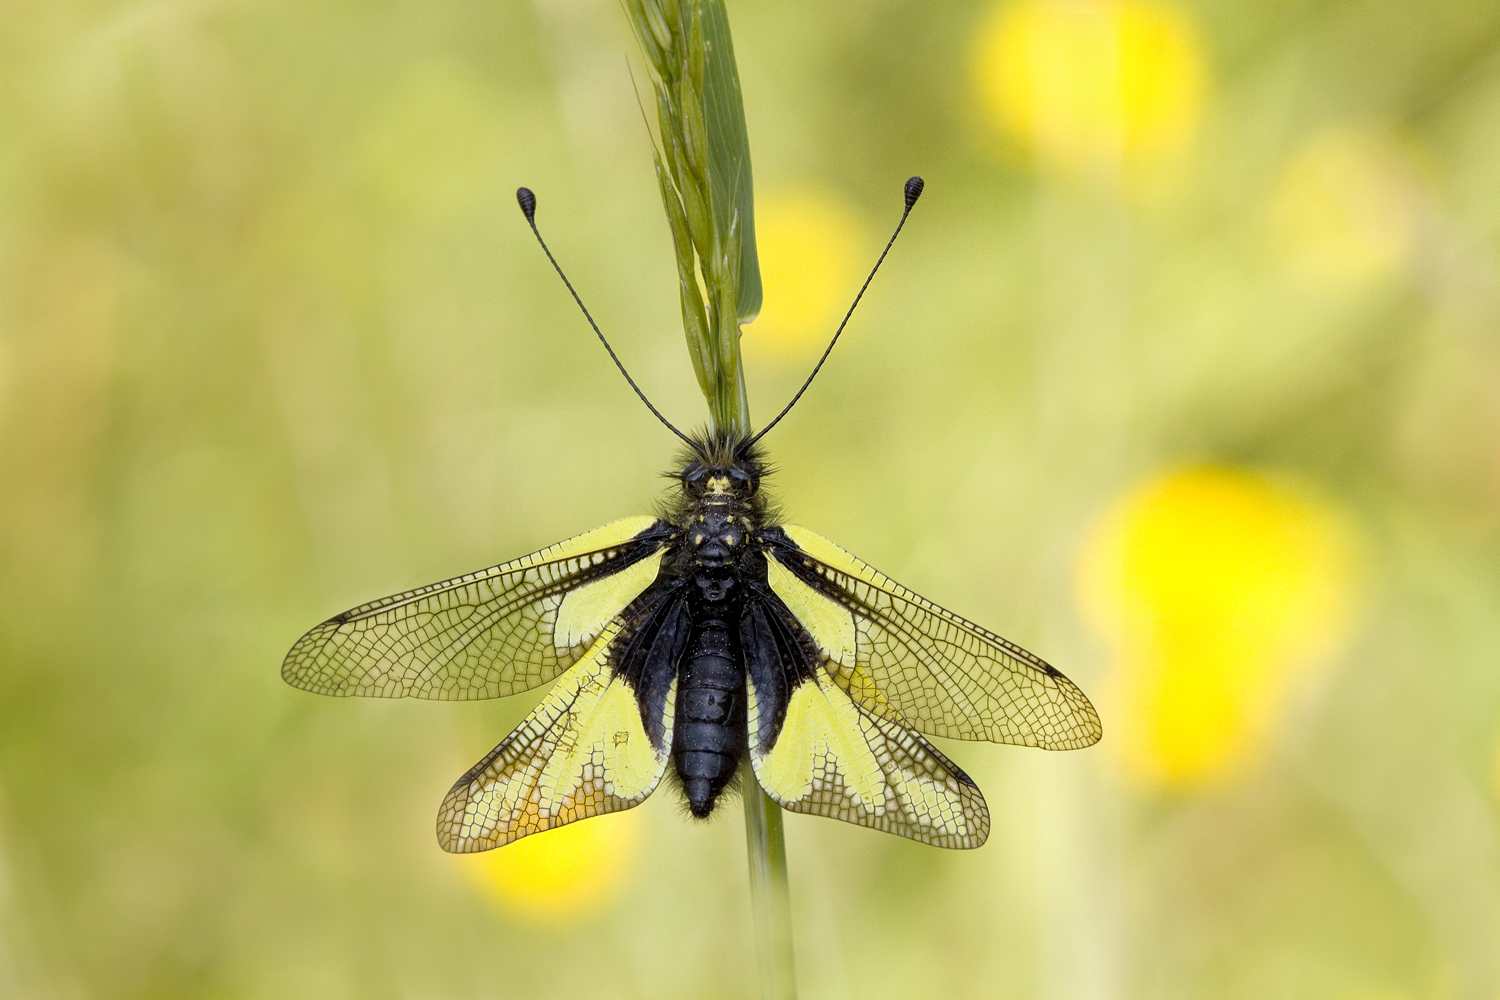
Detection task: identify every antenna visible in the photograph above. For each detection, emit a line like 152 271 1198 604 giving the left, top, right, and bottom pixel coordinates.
515 187 701 454
747 177 925 447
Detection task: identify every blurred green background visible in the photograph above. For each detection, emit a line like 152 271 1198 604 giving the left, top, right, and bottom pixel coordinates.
4 0 1500 998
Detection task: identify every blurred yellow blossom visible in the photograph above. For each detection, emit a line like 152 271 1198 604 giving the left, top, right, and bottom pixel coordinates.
456 809 642 923
1269 124 1422 285
972 0 1206 175
742 188 865 359
1078 467 1355 787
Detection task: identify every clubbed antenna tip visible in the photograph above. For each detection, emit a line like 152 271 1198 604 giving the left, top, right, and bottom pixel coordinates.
747 174 927 447
516 187 537 222
512 184 697 453
904 176 924 210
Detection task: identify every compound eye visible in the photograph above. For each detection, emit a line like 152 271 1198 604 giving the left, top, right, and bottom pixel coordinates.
728 467 751 484
682 463 706 484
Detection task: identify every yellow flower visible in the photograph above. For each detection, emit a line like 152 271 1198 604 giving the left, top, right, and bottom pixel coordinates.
1078 467 1355 787
456 808 642 922
742 188 865 360
972 0 1206 176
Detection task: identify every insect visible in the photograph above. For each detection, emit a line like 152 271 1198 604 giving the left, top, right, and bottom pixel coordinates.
283 178 1101 852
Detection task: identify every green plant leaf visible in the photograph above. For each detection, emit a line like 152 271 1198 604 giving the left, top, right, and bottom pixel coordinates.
700 0 762 322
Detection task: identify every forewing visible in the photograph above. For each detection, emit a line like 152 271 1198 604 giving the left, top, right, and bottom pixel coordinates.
283 516 671 700
438 620 674 851
764 524 1102 748
745 635 989 849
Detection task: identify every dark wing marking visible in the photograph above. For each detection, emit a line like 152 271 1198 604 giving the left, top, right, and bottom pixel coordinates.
609 582 694 749
283 517 674 700
740 590 819 754
744 593 989 848
438 620 673 852
763 524 1102 748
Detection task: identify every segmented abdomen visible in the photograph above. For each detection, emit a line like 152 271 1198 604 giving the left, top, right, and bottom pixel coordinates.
673 616 746 817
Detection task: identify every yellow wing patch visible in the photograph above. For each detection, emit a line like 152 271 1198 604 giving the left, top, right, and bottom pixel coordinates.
545 515 661 561
282 515 666 701
554 540 665 652
748 674 989 849
771 524 1102 749
751 677 885 810
765 552 856 667
439 623 672 852
777 523 856 569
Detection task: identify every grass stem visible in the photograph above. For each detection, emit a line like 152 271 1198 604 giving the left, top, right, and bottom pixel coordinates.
743 772 797 999
622 2 794 996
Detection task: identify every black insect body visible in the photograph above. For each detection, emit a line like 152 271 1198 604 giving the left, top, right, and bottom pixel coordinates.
284 431 1101 850
662 436 768 816
282 178 1102 851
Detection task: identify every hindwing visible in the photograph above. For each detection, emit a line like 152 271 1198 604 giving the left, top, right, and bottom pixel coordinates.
282 516 673 700
741 594 990 849
438 616 677 851
438 572 693 850
763 524 1102 749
